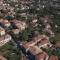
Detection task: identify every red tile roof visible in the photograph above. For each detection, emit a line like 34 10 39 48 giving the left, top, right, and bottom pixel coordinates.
38 38 49 45
36 52 48 60
11 20 27 30
49 55 58 60
0 55 7 60
55 43 60 48
29 46 43 55
0 34 11 41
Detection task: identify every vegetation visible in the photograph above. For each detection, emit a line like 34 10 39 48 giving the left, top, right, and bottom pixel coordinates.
0 41 21 60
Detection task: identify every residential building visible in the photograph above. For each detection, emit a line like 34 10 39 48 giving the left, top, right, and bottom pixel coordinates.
0 55 7 60
25 34 51 48
0 19 11 27
21 34 53 60
0 27 5 36
55 42 60 48
35 52 49 60
11 20 27 31
36 37 52 48
32 19 38 23
0 34 12 46
23 43 49 60
31 19 38 27
20 53 28 60
12 29 20 34
27 46 43 55
49 55 58 60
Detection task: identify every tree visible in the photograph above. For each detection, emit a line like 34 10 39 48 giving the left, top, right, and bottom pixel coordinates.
22 29 29 41
5 15 14 20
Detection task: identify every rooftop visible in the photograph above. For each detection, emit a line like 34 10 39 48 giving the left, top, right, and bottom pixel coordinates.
0 27 5 32
49 55 58 60
36 37 49 46
11 20 27 30
12 29 20 34
29 46 43 55
0 19 11 27
0 55 7 60
0 34 11 41
36 52 49 60
26 34 49 46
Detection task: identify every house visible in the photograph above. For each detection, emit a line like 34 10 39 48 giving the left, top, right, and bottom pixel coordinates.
22 34 52 52
43 28 55 37
55 42 60 48
26 34 51 47
23 44 49 60
0 34 12 46
11 20 27 31
0 0 3 6
0 19 11 27
36 37 52 48
40 16 51 24
0 27 5 36
0 55 7 60
22 34 51 60
22 34 52 48
20 13 27 17
2 19 11 27
28 46 43 55
32 19 38 23
12 29 20 34
20 53 28 60
20 0 31 4
45 24 51 29
49 55 58 60
31 19 38 27
35 52 49 60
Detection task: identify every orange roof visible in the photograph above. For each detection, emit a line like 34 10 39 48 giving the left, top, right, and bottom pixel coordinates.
49 55 58 60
